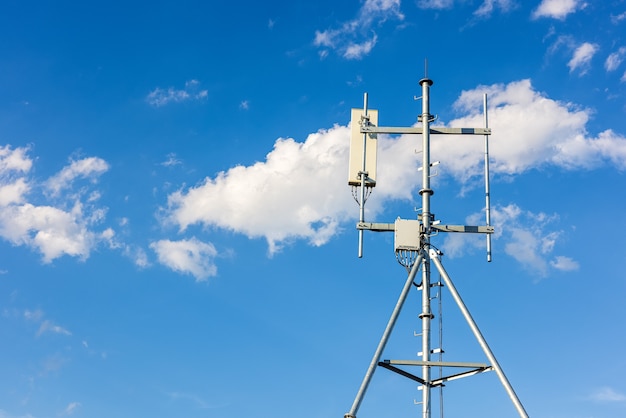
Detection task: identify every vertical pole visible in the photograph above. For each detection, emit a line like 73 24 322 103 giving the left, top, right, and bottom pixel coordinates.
429 249 529 418
345 254 423 418
419 77 434 418
358 93 369 258
483 94 492 262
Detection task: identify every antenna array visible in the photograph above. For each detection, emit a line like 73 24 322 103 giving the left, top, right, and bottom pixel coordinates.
344 76 528 418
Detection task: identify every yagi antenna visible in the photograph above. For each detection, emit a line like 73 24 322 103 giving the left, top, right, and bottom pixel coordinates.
344 75 529 418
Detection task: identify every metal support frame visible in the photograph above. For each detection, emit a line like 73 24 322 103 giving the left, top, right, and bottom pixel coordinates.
344 77 528 418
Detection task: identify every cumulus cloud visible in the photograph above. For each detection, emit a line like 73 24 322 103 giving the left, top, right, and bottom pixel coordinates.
0 146 112 262
146 79 208 107
443 79 626 175
162 79 626 258
165 126 358 254
150 237 218 281
532 0 582 20
567 42 598 74
313 0 404 60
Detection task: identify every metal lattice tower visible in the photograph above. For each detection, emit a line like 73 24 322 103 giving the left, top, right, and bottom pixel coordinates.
344 76 528 418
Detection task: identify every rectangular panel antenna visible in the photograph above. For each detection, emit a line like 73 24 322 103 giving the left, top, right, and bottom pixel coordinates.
348 108 378 187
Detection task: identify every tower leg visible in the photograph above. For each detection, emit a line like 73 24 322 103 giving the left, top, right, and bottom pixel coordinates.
345 254 423 418
429 249 529 418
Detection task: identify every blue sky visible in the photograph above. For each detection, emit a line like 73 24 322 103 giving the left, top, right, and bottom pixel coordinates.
1 0 626 417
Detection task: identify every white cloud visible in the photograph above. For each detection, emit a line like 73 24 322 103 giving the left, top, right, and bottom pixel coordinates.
130 246 150 268
24 309 44 322
165 126 356 254
0 203 96 262
0 146 112 262
532 0 581 20
150 237 218 281
24 309 72 337
37 319 72 337
161 153 182 167
444 79 626 175
0 146 33 206
417 0 454 9
473 0 516 18
239 100 250 110
313 0 403 60
588 387 626 402
46 157 109 196
0 178 29 206
162 79 626 257
146 79 208 107
567 42 598 74
344 35 378 60
61 402 81 416
612 11 626 24
167 391 211 409
0 145 32 173
550 255 579 271
605 47 626 72
443 204 573 277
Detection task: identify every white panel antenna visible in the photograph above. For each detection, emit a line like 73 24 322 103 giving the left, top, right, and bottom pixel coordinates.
348 108 378 187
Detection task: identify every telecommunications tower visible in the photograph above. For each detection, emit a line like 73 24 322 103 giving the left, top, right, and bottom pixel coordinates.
344 75 529 418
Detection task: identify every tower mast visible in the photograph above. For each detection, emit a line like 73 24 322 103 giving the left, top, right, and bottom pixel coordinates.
344 74 529 418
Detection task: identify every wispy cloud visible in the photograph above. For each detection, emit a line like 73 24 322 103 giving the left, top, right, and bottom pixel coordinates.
314 0 404 60
588 387 626 402
24 309 72 337
150 237 218 281
167 391 213 409
567 42 598 74
546 36 599 75
146 79 208 107
443 204 574 278
532 0 583 20
473 0 517 18
417 0 454 9
161 153 182 167
239 100 250 110
417 0 516 17
605 47 626 72
45 157 109 197
611 11 626 24
37 320 72 337
60 402 81 416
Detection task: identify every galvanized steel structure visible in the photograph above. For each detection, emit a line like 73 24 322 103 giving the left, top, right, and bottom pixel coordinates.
344 76 528 418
